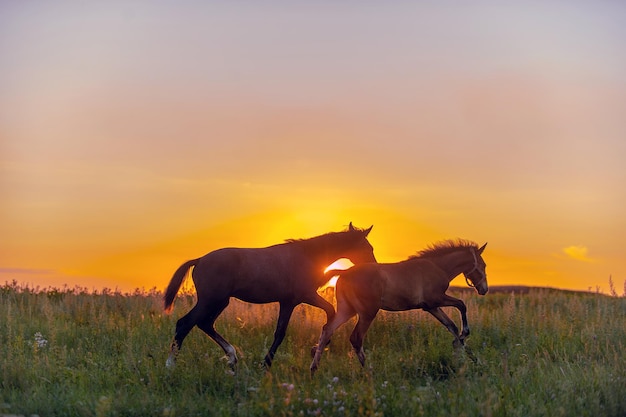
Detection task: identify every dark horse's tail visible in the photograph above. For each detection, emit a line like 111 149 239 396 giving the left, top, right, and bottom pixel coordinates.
164 259 200 313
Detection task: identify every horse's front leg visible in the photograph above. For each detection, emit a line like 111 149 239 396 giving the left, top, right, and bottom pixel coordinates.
264 302 296 368
426 307 464 347
439 295 470 341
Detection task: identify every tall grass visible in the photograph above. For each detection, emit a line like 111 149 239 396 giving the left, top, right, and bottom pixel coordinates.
1 281 625 416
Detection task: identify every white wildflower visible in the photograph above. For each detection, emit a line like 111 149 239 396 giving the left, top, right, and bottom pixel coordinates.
33 332 48 348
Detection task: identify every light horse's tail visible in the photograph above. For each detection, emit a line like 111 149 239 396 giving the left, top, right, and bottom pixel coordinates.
163 258 200 313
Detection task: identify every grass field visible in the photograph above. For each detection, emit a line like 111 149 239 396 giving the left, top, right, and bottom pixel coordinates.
1 281 625 417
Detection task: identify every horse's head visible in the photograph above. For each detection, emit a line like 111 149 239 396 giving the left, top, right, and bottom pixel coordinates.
340 222 377 265
464 243 488 295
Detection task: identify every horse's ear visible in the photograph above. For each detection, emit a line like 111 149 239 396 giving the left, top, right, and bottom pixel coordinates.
478 242 487 255
364 225 373 237
349 222 355 231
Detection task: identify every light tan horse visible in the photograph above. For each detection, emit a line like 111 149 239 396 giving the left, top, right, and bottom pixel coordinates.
310 240 487 375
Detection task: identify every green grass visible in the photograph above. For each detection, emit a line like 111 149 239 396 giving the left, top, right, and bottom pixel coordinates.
1 281 625 416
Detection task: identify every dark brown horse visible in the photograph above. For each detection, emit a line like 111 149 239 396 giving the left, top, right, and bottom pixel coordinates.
164 223 375 371
310 239 487 375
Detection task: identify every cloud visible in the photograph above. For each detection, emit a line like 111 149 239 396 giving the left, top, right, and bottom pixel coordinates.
0 267 55 275
562 245 594 262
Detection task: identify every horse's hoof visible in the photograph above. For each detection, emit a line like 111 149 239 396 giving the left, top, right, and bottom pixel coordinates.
165 356 176 369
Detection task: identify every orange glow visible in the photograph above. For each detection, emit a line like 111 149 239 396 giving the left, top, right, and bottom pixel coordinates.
1 3 624 295
322 258 355 289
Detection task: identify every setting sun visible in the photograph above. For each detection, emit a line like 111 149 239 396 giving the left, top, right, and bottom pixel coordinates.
1 3 625 294
2 4 625 415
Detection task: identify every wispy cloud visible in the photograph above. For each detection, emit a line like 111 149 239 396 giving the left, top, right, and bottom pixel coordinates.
0 267 55 275
562 245 595 262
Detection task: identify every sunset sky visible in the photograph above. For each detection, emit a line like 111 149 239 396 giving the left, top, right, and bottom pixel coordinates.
1 2 625 293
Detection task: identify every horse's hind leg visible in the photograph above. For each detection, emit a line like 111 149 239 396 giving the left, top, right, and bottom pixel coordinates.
310 305 356 375
166 305 201 368
304 293 336 358
349 312 377 367
195 299 237 372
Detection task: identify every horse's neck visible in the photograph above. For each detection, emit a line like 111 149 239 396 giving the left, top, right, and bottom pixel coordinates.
431 250 473 281
301 235 345 263
290 237 346 286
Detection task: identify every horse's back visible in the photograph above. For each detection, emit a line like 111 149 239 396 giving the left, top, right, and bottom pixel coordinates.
337 260 446 311
380 259 448 310
196 245 292 272
336 263 385 310
195 247 245 274
191 245 300 303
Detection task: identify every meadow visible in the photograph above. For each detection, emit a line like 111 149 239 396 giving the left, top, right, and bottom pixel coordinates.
1 281 625 417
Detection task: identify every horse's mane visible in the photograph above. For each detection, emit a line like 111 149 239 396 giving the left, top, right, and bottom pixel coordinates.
284 225 369 244
411 239 478 259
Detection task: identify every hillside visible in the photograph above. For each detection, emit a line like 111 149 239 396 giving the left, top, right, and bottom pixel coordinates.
1 282 625 416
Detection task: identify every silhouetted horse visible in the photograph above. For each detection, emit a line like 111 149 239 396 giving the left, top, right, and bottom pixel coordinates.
164 223 375 371
310 240 487 375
